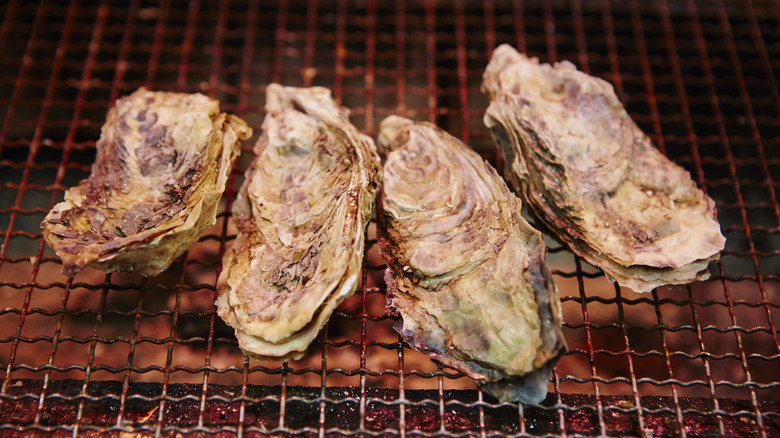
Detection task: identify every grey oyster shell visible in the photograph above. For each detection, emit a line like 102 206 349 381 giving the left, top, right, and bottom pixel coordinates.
482 45 726 293
41 87 251 276
216 84 381 361
377 116 566 404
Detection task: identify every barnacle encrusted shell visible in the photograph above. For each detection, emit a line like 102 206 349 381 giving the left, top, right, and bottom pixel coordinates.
216 84 381 361
377 116 565 404
41 87 251 276
482 44 726 293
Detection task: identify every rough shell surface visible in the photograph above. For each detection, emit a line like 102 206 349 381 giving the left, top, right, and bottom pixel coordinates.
216 84 381 361
378 116 565 404
41 87 251 276
482 45 726 293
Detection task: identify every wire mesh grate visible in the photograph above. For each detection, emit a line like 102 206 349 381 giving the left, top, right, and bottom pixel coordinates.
0 0 778 436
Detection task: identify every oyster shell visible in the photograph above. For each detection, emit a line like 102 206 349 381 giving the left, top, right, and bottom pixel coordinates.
216 84 381 361
377 116 565 404
41 87 251 276
482 45 726 293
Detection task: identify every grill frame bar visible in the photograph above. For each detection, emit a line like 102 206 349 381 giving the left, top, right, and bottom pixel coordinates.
0 0 778 436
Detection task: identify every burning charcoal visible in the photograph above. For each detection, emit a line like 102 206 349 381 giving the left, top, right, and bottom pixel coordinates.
482 45 726 293
42 88 251 276
216 84 381 361
377 116 566 404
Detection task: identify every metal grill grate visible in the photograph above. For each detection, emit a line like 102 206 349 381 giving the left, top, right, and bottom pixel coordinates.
0 0 778 436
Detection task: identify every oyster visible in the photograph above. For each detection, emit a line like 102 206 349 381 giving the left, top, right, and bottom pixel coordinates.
42 87 251 276
216 84 381 361
377 116 565 404
482 45 726 293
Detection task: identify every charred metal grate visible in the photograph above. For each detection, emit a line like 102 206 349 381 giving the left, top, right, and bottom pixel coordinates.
0 0 778 436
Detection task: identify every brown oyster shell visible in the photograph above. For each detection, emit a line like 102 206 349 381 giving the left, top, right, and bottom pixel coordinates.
377 116 565 404
482 45 726 293
216 84 381 361
41 87 251 276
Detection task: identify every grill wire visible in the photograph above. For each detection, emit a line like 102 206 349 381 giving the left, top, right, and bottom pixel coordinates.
0 0 778 436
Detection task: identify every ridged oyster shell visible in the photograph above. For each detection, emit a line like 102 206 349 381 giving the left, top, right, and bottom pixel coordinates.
377 116 565 404
482 45 726 293
216 84 381 361
41 87 251 276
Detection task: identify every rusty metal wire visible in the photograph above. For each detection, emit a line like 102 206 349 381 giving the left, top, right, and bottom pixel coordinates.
0 0 778 436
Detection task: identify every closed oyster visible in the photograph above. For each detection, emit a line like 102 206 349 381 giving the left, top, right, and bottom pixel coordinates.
216 84 381 361
482 45 726 293
377 116 565 404
41 87 251 276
